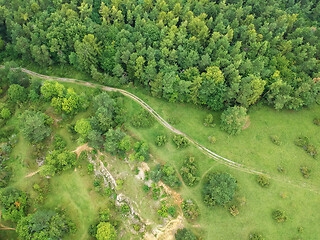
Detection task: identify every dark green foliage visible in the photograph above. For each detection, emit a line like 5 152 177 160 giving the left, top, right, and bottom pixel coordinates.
155 135 167 147
150 164 181 188
256 175 270 188
294 136 317 158
172 135 189 149
7 84 28 103
181 199 200 221
87 164 94 174
16 210 75 240
121 204 130 214
0 187 28 222
19 110 51 143
175 228 197 240
272 209 287 222
180 157 200 187
132 141 149 162
131 109 154 128
249 233 264 240
202 173 237 207
53 135 67 150
42 150 77 176
270 135 281 146
300 166 311 178
104 128 126 155
142 185 150 192
0 165 12 188
221 106 247 135
168 206 176 217
88 130 104 149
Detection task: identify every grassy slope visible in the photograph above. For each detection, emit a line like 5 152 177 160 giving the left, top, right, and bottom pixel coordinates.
7 64 320 239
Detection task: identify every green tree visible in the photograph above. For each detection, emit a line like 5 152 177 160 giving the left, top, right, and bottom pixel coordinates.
75 118 92 138
104 128 125 155
16 210 75 240
0 187 28 222
42 150 77 176
40 81 65 101
202 172 237 206
19 111 51 143
220 106 247 135
1 107 11 119
7 84 27 103
96 222 117 240
175 228 197 240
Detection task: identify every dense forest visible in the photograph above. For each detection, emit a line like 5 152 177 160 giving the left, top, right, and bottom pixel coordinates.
0 0 320 110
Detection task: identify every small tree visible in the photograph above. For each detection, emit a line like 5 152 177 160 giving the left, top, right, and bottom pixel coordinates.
175 228 197 240
19 110 51 143
220 106 247 135
96 222 117 240
7 84 27 103
1 107 11 119
202 172 237 206
75 118 92 138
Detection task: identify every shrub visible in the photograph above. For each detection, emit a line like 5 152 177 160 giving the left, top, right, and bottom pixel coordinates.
132 224 141 232
121 204 130 214
181 199 200 221
229 205 239 216
1 108 11 120
172 135 189 149
313 118 320 126
208 136 216 144
221 106 247 135
272 209 287 222
249 233 264 240
168 206 176 217
155 135 167 147
295 136 317 158
175 228 197 240
131 109 154 128
142 185 150 192
87 163 94 174
300 166 311 178
157 203 168 218
202 172 237 206
151 164 181 188
256 175 270 187
180 156 199 187
203 114 215 127
270 135 281 146
53 135 67 150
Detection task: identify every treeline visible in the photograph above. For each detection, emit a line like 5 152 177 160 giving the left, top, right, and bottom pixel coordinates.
1 0 320 110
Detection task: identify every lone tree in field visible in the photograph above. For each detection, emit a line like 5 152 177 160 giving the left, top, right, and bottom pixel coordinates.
202 172 237 206
220 106 247 135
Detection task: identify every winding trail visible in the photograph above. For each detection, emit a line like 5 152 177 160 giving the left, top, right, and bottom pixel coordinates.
4 66 320 194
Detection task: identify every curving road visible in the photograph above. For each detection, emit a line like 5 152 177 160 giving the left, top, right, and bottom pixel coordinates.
10 66 263 175
3 66 320 194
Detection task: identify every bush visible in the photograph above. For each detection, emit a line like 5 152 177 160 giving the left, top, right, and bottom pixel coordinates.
249 233 264 240
270 135 281 146
208 136 216 144
181 199 200 221
155 135 167 147
151 164 181 188
172 135 189 149
294 136 317 158
272 209 287 222
121 204 130 214
203 114 215 127
131 109 154 128
180 156 199 187
1 108 11 120
175 228 197 240
202 172 237 206
168 206 176 217
53 135 67 150
229 205 239 216
300 166 311 178
221 106 247 135
157 203 168 218
142 185 150 192
87 163 94 174
256 175 270 187
313 118 320 126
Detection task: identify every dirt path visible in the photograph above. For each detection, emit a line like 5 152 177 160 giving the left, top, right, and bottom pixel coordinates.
72 143 93 159
4 66 320 195
25 169 41 178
